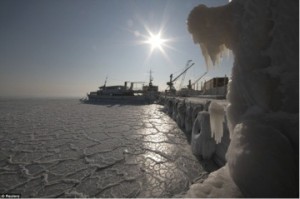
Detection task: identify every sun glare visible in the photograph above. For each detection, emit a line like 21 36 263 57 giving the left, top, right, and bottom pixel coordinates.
128 14 177 64
138 29 174 64
146 33 165 50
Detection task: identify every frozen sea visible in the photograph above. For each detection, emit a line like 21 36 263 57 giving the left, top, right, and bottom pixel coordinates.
0 98 213 198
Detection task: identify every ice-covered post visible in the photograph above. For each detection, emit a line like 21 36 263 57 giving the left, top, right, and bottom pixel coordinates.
187 0 298 197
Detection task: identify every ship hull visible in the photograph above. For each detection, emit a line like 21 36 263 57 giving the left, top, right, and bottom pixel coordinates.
83 94 156 105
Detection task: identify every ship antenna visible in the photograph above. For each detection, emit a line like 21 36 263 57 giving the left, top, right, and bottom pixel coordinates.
149 70 153 87
104 76 108 88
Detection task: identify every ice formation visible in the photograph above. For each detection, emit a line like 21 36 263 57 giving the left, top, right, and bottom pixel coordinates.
208 101 225 144
184 102 193 138
172 99 179 120
176 100 186 128
191 111 216 159
185 165 242 198
161 97 229 166
187 0 298 197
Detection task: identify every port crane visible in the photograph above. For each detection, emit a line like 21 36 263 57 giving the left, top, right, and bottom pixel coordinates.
166 60 194 93
187 71 208 90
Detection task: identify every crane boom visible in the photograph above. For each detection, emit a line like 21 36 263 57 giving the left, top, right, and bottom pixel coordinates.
191 71 207 86
187 71 208 90
173 63 194 82
166 60 194 93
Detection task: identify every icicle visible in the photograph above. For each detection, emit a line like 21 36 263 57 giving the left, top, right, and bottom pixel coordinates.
208 101 225 144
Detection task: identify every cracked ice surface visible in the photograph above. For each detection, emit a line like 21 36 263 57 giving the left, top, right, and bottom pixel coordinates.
0 99 206 198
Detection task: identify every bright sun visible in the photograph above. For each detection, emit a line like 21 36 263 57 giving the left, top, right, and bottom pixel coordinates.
146 32 165 51
134 26 174 63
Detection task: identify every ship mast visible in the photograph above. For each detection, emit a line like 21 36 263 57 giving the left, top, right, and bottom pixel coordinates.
149 70 153 87
103 76 108 89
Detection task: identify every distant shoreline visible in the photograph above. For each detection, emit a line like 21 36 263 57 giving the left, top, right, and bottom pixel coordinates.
0 96 81 100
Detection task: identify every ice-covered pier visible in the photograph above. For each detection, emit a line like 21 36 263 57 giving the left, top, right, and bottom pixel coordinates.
159 96 230 167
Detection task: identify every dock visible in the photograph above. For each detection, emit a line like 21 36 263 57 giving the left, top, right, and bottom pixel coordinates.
159 95 230 167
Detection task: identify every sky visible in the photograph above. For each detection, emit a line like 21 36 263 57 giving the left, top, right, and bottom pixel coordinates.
0 0 233 98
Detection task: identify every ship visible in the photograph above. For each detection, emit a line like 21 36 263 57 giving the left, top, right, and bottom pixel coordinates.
82 71 159 104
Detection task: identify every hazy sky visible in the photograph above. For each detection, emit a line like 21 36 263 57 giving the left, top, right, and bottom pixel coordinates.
0 0 233 98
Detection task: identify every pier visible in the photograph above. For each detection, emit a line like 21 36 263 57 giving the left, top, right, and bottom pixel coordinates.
159 95 230 167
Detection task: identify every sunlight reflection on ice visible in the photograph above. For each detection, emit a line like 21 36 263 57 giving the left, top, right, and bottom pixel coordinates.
0 101 205 197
